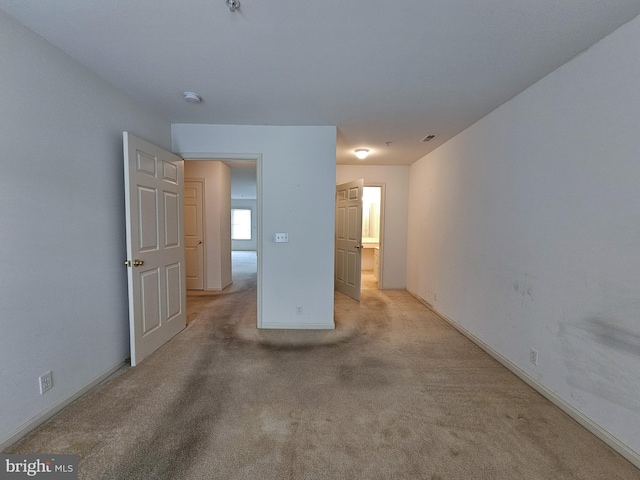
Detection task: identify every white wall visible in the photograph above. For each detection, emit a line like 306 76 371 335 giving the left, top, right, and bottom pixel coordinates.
231 198 258 251
173 124 336 329
407 16 640 461
231 166 257 200
0 11 171 447
337 165 409 289
185 161 232 290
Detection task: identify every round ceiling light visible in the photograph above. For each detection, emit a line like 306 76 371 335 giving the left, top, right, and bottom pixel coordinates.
354 149 370 160
183 92 202 104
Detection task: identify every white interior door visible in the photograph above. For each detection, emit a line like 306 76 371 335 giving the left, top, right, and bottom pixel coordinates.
123 132 186 366
335 179 364 301
184 179 204 290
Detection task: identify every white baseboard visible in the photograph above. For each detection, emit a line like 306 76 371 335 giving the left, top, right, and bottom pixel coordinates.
259 322 335 330
203 280 233 292
407 289 640 470
0 360 126 452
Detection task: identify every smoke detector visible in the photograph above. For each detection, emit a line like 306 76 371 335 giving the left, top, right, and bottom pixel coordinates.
226 0 240 12
183 92 202 104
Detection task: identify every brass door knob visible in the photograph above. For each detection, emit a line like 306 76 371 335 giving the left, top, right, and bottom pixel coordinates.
125 259 145 267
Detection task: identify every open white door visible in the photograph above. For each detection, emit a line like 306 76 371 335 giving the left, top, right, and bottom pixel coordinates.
335 179 364 301
123 132 186 366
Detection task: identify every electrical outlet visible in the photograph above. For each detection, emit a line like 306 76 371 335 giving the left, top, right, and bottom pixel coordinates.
529 348 538 366
39 371 53 394
296 305 303 315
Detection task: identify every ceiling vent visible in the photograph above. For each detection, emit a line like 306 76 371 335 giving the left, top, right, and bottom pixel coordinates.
421 135 436 143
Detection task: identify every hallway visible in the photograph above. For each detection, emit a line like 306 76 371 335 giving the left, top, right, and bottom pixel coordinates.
186 251 257 324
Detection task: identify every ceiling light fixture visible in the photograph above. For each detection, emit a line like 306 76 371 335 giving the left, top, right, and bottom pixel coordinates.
183 92 202 104
354 149 370 160
226 0 240 12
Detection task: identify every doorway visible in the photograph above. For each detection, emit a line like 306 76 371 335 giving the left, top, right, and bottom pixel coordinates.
183 157 261 326
334 180 385 301
361 185 384 291
229 160 258 284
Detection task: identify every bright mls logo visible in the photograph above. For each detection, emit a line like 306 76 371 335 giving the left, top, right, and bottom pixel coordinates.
1 455 78 479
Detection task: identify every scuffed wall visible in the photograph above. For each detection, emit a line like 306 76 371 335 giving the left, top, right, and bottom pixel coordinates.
407 16 640 459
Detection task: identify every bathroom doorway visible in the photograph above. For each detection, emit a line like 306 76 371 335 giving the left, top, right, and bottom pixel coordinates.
361 185 384 290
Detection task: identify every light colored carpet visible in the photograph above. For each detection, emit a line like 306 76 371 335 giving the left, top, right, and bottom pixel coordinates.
5 254 639 479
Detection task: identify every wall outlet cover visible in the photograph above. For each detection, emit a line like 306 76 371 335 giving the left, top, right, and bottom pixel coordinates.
529 348 538 366
39 371 53 394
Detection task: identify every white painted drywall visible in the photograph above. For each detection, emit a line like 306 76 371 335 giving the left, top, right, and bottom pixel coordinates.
185 161 232 290
173 124 336 329
407 15 640 458
231 198 258 251
0 11 171 446
231 166 257 200
337 165 410 289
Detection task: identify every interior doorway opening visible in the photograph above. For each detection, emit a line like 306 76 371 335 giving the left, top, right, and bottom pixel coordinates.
183 158 260 326
361 185 384 291
229 160 258 286
334 180 385 302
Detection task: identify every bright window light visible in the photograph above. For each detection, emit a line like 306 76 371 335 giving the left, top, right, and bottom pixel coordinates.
231 208 252 240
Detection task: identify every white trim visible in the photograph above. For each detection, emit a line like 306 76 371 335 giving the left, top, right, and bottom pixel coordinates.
0 361 126 451
203 279 233 292
180 152 261 161
255 154 263 328
407 289 640 470
260 322 335 330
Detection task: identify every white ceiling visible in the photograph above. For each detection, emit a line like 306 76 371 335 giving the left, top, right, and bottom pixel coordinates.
2 1 639 166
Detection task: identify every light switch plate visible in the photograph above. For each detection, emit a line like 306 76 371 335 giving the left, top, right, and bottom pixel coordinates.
275 233 289 243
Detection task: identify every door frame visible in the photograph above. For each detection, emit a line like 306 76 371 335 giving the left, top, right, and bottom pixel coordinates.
179 152 263 328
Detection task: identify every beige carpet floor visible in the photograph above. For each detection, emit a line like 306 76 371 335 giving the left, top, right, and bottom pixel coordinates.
6 252 639 479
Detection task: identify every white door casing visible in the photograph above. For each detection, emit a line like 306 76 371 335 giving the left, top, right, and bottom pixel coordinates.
335 179 364 301
123 132 186 366
184 179 204 290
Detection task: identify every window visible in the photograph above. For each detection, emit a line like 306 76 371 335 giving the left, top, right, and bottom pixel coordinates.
231 208 252 240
